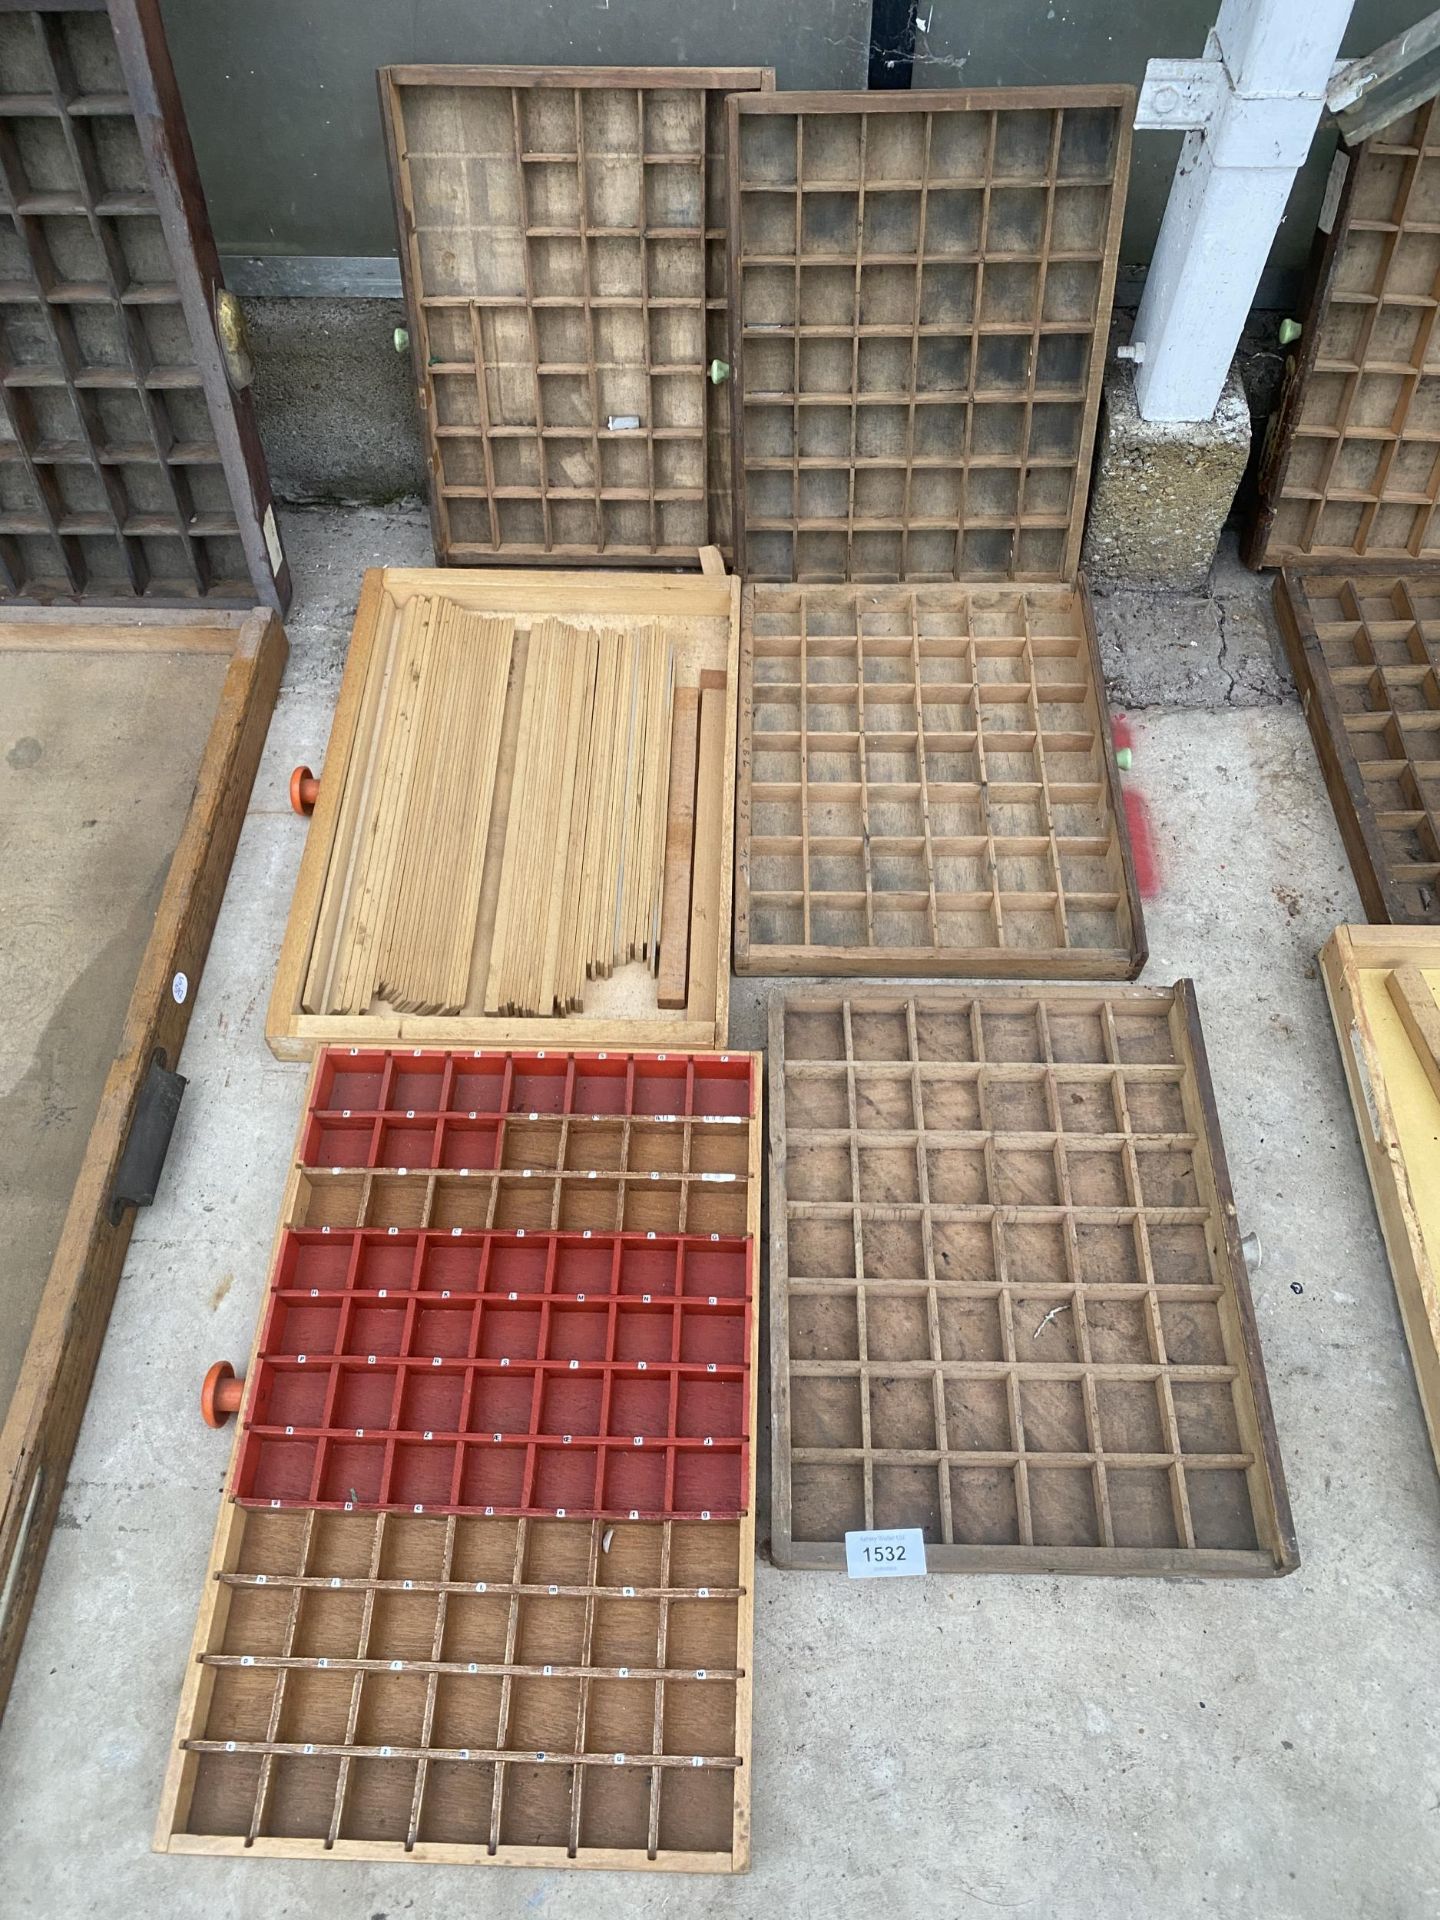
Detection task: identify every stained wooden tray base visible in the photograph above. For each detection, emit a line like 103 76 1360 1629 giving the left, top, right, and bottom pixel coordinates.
0 602 285 1721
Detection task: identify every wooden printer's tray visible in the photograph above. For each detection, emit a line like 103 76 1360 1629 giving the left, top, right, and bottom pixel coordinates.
268 562 740 1059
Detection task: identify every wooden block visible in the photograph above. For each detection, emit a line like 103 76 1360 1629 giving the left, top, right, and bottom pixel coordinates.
657 688 701 1007
1388 964 1440 1108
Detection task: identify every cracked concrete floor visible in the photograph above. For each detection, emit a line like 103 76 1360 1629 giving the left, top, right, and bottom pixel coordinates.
2 507 1438 1920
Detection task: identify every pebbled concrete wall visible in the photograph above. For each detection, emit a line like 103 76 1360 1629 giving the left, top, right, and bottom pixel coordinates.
241 296 1289 519
241 298 425 506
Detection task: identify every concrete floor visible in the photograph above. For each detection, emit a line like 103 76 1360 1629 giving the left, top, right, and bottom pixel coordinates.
3 507 1439 1918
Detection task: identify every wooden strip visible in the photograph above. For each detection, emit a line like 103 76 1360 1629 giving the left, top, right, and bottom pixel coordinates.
301 583 405 1014
376 595 450 1000
536 631 588 1013
482 621 544 1011
686 679 726 1021
339 594 430 1013
443 613 514 1008
648 642 676 961
1388 963 1440 1107
656 688 701 1007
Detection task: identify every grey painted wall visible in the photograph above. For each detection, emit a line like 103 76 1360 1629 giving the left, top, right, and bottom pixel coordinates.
158 0 870 259
160 0 1430 279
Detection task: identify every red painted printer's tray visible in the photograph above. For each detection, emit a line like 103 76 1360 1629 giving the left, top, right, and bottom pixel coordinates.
234 1049 757 1521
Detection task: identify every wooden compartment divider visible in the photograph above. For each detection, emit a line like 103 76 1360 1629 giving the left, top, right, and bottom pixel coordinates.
766 985 1296 1576
1250 97 1440 570
735 578 1144 976
1274 569 1440 921
380 65 772 569
726 88 1131 584
0 0 288 608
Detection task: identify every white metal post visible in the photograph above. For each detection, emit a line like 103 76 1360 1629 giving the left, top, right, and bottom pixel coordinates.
1129 0 1355 422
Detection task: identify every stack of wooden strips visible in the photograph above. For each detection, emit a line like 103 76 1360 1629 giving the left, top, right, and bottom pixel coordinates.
376 603 514 1013
485 617 674 1015
304 593 514 1017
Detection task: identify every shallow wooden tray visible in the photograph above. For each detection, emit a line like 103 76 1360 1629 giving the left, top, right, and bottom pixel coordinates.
726 87 1131 584
1321 925 1440 1485
735 578 1144 976
157 1044 762 1872
0 601 285 1721
268 562 740 1058
381 64 771 570
1249 97 1440 570
1275 569 1440 921
766 984 1296 1576
0 0 287 609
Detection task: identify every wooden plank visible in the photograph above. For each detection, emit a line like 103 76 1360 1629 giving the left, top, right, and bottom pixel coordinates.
766 981 1297 1576
1322 925 1440 1485
0 604 286 1723
0 623 241 652
287 571 389 1019
1387 963 1440 1107
657 687 701 1007
334 593 430 1013
380 66 771 570
727 87 1133 585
